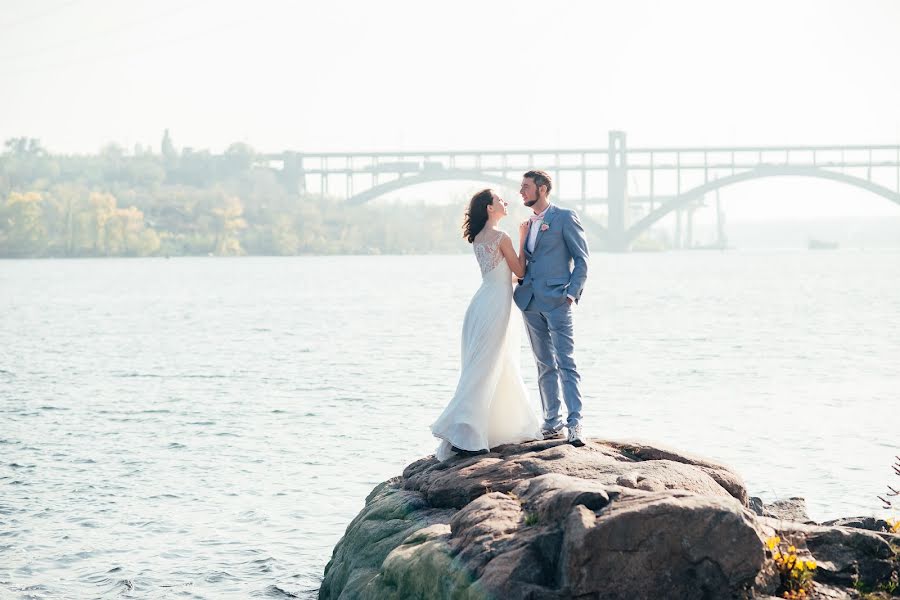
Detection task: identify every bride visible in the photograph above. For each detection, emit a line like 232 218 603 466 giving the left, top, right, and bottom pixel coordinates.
431 189 543 461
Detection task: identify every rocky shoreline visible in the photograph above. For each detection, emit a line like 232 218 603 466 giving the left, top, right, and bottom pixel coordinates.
319 439 899 599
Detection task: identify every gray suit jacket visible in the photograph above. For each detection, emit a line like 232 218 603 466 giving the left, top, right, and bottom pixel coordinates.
514 205 590 312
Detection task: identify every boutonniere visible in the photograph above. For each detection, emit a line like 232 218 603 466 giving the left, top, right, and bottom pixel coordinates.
540 223 550 231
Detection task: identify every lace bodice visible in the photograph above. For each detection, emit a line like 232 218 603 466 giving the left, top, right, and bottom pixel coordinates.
473 229 508 276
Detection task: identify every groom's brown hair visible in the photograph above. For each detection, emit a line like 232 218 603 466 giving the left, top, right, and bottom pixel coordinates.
523 170 552 195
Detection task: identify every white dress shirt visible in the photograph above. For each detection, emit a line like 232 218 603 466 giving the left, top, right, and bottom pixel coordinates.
526 205 549 253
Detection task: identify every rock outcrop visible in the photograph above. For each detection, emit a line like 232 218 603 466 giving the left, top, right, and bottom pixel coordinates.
320 439 900 599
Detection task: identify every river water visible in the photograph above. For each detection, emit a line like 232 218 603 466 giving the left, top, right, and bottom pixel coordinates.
1 251 898 598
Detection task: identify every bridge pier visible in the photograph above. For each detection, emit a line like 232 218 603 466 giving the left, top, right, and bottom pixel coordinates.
282 152 306 194
686 202 699 248
715 188 727 249
606 131 630 251
675 209 683 249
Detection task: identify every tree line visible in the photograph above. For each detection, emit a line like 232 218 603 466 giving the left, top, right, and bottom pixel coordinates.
0 133 474 258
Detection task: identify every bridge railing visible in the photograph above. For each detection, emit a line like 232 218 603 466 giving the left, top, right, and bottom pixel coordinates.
258 143 900 207
263 145 900 175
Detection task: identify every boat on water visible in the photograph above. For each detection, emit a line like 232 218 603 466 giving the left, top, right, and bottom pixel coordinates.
808 239 840 250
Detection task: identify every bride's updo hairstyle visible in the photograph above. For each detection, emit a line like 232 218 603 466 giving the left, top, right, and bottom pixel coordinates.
462 189 494 243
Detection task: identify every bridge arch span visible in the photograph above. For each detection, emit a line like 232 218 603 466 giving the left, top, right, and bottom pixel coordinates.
345 169 522 206
624 166 900 245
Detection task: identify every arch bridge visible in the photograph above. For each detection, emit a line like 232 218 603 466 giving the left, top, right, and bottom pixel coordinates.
260 132 900 251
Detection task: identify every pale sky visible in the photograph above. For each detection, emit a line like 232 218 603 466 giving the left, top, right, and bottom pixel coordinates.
2 0 900 219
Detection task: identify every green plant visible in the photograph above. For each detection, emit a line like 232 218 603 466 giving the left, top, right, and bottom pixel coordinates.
524 512 539 526
852 575 898 599
765 536 816 599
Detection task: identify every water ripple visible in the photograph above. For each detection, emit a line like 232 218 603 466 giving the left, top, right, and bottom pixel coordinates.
1 253 897 598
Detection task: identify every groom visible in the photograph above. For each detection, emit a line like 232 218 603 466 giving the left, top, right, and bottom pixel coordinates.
514 170 590 446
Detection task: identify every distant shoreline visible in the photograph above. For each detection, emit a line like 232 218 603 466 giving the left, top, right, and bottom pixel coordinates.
3 246 900 260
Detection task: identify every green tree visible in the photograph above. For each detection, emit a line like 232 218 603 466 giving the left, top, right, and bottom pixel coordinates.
0 136 484 257
223 142 255 177
89 192 117 255
121 156 166 187
1 138 59 189
270 214 300 254
211 196 246 255
4 137 45 157
3 191 47 256
106 205 159 256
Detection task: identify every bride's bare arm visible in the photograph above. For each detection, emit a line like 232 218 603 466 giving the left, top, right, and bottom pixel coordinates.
498 232 526 279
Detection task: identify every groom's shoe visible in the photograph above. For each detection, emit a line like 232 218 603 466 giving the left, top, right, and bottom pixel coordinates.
567 424 585 447
541 427 565 440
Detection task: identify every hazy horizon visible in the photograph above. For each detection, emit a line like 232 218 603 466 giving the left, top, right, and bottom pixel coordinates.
3 0 900 220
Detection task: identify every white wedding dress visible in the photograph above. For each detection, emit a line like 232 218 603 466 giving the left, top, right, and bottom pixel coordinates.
431 228 543 461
